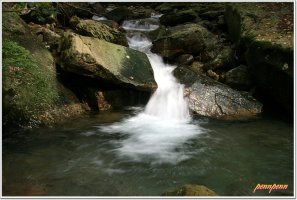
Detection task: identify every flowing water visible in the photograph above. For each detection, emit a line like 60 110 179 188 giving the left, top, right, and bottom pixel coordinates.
2 16 294 196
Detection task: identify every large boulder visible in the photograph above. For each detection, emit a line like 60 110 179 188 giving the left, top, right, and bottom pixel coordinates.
162 184 217 196
2 12 86 130
58 32 156 91
174 67 262 119
160 9 197 26
225 3 293 116
151 23 218 60
69 16 128 46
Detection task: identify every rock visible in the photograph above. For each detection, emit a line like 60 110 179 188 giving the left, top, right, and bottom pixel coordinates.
225 65 253 90
207 69 220 81
225 3 293 116
89 3 106 16
246 41 293 116
69 16 128 46
58 32 156 91
160 9 197 26
199 10 225 20
203 45 233 70
174 67 262 119
128 6 155 19
104 6 132 23
155 3 189 13
177 54 194 66
28 23 61 50
189 61 205 75
225 3 293 48
162 184 217 196
56 2 94 20
151 23 218 60
217 15 225 26
2 12 86 130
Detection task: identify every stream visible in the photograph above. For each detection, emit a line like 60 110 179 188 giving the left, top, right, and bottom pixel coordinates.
2 14 294 196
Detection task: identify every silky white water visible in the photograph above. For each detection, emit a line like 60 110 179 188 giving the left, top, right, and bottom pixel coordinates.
100 17 203 164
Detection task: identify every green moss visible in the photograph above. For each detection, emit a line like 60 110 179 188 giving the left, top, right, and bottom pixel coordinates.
2 40 58 126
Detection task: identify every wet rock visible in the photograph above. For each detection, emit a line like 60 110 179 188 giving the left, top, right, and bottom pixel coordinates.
225 65 253 90
104 6 132 23
58 32 156 91
174 67 262 119
177 54 194 66
162 184 217 196
151 23 218 60
69 16 128 46
160 9 197 26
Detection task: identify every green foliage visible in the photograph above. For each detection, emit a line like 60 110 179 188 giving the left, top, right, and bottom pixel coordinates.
2 40 58 125
30 2 58 23
13 2 58 23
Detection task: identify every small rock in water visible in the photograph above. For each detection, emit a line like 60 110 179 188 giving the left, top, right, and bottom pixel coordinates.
162 184 217 196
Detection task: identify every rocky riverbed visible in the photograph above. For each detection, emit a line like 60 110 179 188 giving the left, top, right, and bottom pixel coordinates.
3 2 293 131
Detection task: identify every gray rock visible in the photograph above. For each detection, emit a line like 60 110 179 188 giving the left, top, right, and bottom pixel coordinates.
174 67 262 119
59 32 156 91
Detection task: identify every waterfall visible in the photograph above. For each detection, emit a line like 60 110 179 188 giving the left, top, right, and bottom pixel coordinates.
100 15 203 164
126 26 190 122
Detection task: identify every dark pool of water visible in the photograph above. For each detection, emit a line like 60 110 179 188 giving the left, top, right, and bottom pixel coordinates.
2 108 294 196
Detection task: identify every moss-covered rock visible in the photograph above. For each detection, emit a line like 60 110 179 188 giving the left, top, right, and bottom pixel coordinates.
162 184 218 196
174 67 262 120
2 12 85 130
69 16 128 46
151 23 218 60
59 32 156 91
225 3 293 116
225 3 293 48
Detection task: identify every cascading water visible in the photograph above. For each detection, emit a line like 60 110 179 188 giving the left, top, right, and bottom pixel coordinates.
100 15 204 164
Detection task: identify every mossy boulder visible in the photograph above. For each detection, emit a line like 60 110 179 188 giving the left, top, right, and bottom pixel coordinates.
151 23 218 60
225 3 293 116
59 32 156 91
174 67 262 120
69 16 128 46
162 184 217 196
2 12 85 130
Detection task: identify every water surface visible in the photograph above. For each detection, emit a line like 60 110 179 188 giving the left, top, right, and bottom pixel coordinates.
3 109 293 196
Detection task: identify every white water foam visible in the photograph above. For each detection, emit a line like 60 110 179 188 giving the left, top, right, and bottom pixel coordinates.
99 18 204 164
